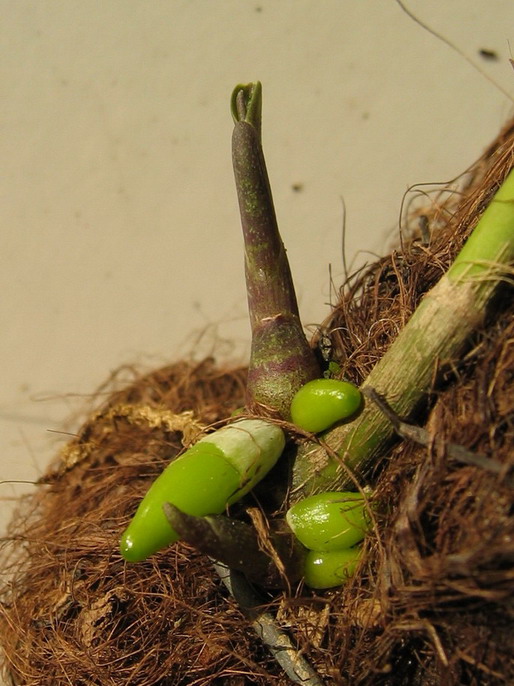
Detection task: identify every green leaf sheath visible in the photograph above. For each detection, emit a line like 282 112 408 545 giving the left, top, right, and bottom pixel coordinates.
120 444 241 562
291 167 514 499
120 419 285 562
231 83 319 418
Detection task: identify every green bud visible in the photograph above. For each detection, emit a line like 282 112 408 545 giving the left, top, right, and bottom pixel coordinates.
286 491 369 552
290 378 362 433
303 546 363 590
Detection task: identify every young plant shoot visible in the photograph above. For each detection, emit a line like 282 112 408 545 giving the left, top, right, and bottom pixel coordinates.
231 82 320 419
120 419 285 562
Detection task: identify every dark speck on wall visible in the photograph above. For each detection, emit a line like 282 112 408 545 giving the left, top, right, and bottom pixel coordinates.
478 48 499 61
291 183 304 193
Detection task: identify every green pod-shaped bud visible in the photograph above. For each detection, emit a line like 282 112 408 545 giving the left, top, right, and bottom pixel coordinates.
290 378 362 433
303 546 363 590
120 419 285 562
286 491 369 552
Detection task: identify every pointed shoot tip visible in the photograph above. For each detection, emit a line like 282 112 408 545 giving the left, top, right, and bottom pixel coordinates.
230 81 262 131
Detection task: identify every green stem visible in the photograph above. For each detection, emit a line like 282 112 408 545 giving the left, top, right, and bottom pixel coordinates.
232 82 320 418
448 168 514 281
291 167 514 498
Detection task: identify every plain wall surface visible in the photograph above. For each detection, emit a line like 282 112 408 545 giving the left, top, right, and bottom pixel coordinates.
1 0 513 562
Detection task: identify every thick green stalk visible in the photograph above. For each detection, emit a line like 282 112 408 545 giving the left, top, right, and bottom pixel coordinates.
232 83 320 418
447 169 514 281
291 168 514 499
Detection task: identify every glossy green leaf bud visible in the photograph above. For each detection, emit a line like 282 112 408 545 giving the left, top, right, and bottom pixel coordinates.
286 491 369 552
290 378 361 433
303 546 363 590
120 419 285 562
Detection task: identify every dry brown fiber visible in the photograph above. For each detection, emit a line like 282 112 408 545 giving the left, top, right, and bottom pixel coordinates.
1 117 513 685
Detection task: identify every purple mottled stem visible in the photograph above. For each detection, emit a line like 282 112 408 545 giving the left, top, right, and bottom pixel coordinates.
232 83 320 418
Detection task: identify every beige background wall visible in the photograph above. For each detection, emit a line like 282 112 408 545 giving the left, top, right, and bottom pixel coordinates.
1 1 513 543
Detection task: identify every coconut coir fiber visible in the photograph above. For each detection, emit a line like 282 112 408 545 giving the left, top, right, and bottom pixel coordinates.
1 119 513 685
